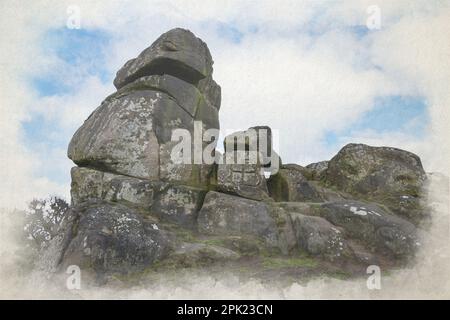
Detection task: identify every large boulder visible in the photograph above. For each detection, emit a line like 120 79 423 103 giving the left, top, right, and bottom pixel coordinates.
45 201 172 275
324 143 427 224
68 91 163 180
68 89 217 186
325 143 426 196
271 201 420 264
197 191 278 247
68 28 220 188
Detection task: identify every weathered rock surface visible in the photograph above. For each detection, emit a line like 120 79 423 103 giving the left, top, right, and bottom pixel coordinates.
269 200 420 263
269 203 350 260
326 144 426 195
197 191 278 247
290 213 351 261
68 28 220 188
324 143 428 224
71 167 157 209
45 201 172 275
152 185 206 228
217 127 278 200
114 28 214 98
272 209 298 255
319 201 420 258
68 92 162 180
217 159 270 201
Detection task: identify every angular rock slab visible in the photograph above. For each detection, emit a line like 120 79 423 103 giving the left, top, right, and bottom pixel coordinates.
68 88 218 187
109 74 220 119
290 213 351 261
270 203 351 259
71 167 157 210
72 167 209 228
197 191 278 247
68 91 165 180
49 201 172 275
319 201 420 258
111 74 203 117
217 160 270 201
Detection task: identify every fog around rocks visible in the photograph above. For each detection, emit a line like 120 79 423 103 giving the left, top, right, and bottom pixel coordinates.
0 171 448 299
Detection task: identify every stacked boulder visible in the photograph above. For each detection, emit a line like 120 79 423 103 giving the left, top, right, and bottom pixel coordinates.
46 28 222 275
43 28 428 278
324 143 428 225
216 126 277 201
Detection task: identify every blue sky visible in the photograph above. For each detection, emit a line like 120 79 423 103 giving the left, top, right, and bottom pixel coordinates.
31 28 112 96
324 95 429 146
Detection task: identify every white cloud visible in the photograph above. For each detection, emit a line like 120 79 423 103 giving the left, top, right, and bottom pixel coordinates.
213 32 396 165
369 8 450 173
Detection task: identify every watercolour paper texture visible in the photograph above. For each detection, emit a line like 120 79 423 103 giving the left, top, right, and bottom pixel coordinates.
0 0 449 299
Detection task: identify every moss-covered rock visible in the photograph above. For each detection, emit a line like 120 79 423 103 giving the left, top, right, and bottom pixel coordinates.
41 201 173 276
324 143 428 224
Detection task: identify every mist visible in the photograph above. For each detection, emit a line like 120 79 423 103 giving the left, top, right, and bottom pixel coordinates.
0 173 448 299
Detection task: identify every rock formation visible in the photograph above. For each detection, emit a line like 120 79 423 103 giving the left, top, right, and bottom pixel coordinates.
42 28 429 281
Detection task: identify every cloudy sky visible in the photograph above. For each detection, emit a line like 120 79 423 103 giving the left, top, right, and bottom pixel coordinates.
1 0 449 208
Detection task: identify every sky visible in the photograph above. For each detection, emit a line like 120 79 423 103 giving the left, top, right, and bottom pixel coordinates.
0 0 449 208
